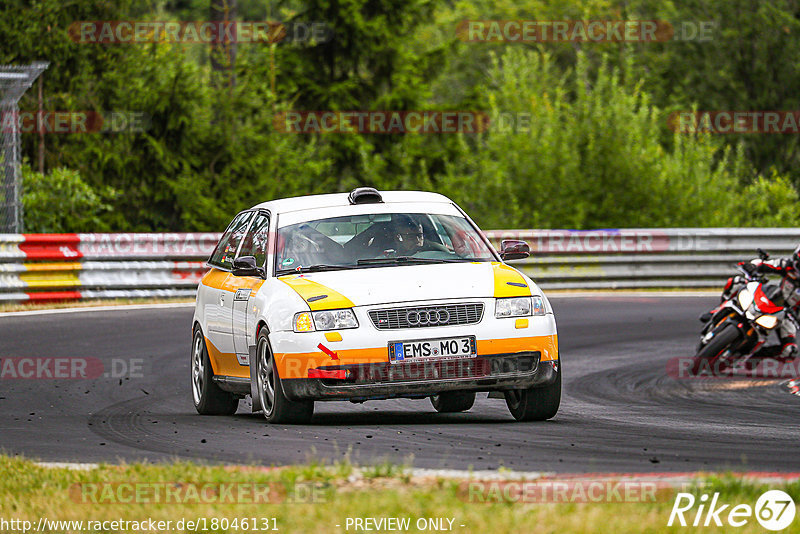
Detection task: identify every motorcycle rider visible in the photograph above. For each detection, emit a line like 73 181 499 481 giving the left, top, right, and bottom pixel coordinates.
715 245 800 361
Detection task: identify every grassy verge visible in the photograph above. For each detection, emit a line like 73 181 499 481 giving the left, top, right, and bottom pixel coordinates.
1 455 797 533
0 298 194 313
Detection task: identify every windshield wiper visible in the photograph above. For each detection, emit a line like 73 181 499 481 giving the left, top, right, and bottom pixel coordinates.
278 264 358 274
357 256 459 266
278 257 468 274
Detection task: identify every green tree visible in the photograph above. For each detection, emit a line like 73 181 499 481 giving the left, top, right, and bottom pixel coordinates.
436 48 799 229
625 0 800 185
21 164 112 233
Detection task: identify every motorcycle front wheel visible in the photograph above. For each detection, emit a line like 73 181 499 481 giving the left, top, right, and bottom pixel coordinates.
690 324 741 376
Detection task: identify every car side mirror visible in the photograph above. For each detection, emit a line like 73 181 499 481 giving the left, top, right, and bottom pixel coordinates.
500 240 530 261
232 256 261 277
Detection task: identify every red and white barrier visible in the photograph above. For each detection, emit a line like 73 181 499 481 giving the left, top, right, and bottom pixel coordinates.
2 228 800 301
0 233 219 302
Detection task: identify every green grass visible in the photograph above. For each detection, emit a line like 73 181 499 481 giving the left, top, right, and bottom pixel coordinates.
1 455 799 533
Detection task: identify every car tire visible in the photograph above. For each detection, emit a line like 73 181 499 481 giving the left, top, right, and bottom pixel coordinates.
191 327 239 415
255 329 314 424
504 367 561 421
430 391 476 413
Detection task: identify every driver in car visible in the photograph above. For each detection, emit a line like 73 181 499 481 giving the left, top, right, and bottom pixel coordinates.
390 216 448 256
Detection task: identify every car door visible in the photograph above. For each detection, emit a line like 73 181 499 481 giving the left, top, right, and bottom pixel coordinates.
203 211 255 359
230 210 271 363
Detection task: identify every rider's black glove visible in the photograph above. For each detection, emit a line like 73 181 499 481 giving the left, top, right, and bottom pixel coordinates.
740 261 757 275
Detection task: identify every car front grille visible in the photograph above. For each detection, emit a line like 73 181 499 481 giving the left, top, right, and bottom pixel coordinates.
369 303 484 330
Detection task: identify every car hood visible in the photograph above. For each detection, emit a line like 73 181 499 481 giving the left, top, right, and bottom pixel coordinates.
278 262 532 308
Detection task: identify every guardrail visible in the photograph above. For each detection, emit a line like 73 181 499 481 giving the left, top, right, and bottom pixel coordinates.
486 228 800 290
0 229 798 301
0 233 218 302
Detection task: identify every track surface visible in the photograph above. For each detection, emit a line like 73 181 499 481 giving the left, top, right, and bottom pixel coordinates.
1 296 799 472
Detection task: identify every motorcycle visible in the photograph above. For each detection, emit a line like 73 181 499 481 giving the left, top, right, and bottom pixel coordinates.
691 249 788 375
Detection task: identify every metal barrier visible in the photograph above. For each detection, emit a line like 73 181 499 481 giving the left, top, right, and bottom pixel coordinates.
0 233 218 301
485 228 800 289
0 229 798 301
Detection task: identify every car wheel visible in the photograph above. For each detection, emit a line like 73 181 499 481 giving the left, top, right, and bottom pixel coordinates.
191 327 239 415
504 367 561 421
430 391 476 413
256 329 314 424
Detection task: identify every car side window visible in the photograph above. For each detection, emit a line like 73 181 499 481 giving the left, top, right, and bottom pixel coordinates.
237 211 270 269
209 211 255 270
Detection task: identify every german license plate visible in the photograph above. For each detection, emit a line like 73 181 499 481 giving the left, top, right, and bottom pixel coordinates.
389 336 476 363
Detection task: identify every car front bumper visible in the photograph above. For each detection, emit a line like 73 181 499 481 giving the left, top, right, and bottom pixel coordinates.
266 298 559 401
280 354 558 401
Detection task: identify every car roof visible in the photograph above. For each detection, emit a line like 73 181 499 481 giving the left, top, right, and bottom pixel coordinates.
250 190 454 214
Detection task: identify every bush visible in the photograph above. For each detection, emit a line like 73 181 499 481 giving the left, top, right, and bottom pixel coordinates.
21 165 112 233
434 48 800 229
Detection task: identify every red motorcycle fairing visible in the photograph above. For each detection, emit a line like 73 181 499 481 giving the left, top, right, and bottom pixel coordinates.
754 285 783 314
723 277 734 293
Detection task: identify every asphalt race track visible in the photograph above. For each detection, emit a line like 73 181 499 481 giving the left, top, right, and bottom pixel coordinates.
1 296 799 473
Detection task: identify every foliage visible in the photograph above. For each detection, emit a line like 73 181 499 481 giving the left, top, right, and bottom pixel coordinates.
625 0 800 184
0 0 798 231
21 164 112 233
434 48 799 229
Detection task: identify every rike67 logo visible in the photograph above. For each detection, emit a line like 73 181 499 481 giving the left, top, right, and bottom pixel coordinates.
669 490 796 530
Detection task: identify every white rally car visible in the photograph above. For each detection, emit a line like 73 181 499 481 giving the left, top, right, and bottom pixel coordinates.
191 188 560 423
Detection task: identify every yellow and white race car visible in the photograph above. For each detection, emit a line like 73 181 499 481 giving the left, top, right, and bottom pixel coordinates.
191 188 560 423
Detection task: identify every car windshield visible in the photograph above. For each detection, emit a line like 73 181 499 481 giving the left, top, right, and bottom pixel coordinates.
275 212 496 274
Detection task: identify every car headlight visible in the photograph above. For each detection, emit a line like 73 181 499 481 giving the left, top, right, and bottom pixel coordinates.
755 314 779 329
495 296 546 318
294 309 359 332
314 309 359 330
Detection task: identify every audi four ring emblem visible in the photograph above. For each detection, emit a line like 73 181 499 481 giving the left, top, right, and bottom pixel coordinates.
406 308 450 326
